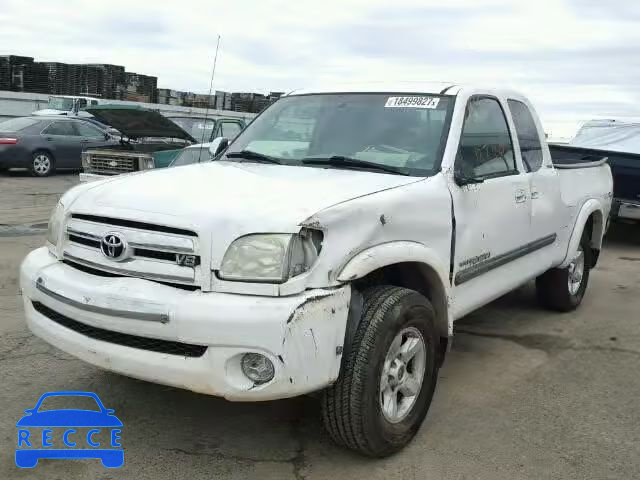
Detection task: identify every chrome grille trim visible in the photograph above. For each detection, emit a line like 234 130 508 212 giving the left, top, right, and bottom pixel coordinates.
83 150 150 175
86 157 137 174
66 219 195 254
63 217 200 286
63 253 194 284
66 227 100 241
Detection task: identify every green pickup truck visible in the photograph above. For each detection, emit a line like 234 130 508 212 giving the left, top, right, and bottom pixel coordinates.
79 104 247 181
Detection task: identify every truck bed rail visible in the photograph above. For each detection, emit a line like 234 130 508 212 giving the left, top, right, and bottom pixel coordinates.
549 144 610 169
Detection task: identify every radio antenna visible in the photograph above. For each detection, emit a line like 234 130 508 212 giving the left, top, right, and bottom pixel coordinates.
200 34 221 148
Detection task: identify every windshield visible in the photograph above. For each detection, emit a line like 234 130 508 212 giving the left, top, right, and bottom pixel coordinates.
223 93 453 176
172 146 212 166
47 97 75 111
168 117 216 143
0 117 40 132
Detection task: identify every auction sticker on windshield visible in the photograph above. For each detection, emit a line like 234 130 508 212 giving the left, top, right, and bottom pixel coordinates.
385 96 440 109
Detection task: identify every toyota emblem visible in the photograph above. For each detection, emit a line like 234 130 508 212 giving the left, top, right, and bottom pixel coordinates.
100 232 128 260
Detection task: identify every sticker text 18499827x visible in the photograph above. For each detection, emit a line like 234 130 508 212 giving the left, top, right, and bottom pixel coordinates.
384 96 441 109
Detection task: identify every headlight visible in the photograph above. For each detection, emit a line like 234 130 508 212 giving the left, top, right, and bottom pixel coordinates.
142 157 154 170
46 203 64 246
219 229 323 283
81 152 91 169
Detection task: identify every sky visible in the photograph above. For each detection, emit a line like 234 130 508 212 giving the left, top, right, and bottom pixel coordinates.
2 0 639 138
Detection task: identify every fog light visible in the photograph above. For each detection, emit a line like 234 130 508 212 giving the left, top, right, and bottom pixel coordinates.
241 353 275 384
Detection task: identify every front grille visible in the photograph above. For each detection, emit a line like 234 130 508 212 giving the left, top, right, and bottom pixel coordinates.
32 301 207 357
85 155 138 175
68 234 100 249
71 214 197 237
64 214 201 287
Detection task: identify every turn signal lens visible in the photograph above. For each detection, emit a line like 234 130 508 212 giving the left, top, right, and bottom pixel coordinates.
0 138 18 144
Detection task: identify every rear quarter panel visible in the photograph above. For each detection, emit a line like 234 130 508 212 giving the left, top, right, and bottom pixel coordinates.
556 164 613 266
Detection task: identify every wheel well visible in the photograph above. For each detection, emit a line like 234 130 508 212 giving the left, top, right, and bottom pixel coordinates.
353 262 449 363
584 211 603 267
33 149 55 161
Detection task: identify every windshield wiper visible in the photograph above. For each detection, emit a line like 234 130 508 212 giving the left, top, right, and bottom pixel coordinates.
302 156 410 176
225 150 282 164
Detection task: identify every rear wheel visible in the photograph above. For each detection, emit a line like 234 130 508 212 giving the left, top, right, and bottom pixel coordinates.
536 233 591 311
30 151 54 177
321 286 439 457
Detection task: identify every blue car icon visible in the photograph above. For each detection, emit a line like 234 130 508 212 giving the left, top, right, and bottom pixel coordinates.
16 391 123 468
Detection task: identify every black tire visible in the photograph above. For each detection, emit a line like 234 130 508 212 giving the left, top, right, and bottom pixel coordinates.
536 232 591 312
321 286 439 457
30 151 55 177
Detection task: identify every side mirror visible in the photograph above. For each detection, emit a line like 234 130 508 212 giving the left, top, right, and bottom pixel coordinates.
454 170 484 186
104 132 110 140
208 137 229 158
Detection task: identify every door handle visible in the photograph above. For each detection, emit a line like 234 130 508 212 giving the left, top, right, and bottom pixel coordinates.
531 189 540 200
45 137 53 141
80 139 89 143
515 189 527 203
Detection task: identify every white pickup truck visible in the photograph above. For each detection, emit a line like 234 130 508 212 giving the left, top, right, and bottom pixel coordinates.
21 83 612 457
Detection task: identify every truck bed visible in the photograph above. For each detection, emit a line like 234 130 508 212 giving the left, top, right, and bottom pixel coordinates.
550 144 639 220
550 144 640 202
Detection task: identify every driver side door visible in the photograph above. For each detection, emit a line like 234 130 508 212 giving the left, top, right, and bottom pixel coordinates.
449 96 533 318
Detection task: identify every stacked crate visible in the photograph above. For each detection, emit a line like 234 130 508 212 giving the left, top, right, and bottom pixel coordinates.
251 93 270 113
86 64 125 99
157 89 181 105
124 72 157 103
157 88 176 104
0 55 34 91
193 93 215 108
214 90 229 110
40 62 73 95
181 91 196 107
24 62 49 94
230 92 254 112
74 64 103 97
0 57 11 90
67 64 82 95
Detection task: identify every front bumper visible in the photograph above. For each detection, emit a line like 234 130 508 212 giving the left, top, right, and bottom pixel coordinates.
613 199 640 221
79 173 110 183
20 247 351 401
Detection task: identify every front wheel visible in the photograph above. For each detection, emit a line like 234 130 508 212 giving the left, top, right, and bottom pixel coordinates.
536 233 591 311
321 286 439 457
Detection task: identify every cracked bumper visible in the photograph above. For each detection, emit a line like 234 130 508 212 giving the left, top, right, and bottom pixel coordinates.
20 247 351 401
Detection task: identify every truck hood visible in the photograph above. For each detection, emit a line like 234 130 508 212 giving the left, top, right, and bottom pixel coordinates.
85 104 196 142
69 161 423 232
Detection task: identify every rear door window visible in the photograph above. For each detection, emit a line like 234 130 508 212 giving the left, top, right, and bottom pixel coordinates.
508 100 544 172
43 121 77 136
74 121 105 139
